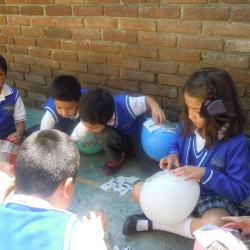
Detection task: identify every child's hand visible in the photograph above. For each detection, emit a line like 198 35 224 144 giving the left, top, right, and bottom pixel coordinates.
151 104 166 125
159 154 180 171
0 171 15 203
172 165 205 182
82 211 107 239
221 216 250 236
7 132 22 144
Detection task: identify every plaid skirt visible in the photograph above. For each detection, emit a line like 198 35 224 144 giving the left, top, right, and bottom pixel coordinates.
191 196 250 217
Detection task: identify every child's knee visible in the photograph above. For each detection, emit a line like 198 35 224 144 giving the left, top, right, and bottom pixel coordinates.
132 182 144 203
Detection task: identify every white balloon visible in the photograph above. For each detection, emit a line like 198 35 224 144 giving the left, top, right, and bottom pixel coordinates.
140 171 200 225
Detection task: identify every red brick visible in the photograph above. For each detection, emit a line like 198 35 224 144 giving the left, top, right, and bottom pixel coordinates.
14 55 35 65
25 73 46 85
232 8 250 22
45 5 72 16
230 69 250 85
60 61 87 72
28 91 47 102
179 37 223 51
45 28 71 39
56 18 83 28
71 29 101 40
107 78 139 92
15 80 34 91
0 16 6 24
123 0 159 2
158 21 201 34
15 37 36 46
0 45 6 53
8 16 30 25
22 27 44 37
0 6 19 15
77 73 106 86
120 19 156 31
73 6 103 16
88 64 120 77
8 46 27 55
107 55 139 69
85 18 117 29
78 53 107 64
55 0 84 3
225 39 250 53
30 65 52 77
141 60 178 74
37 39 60 49
105 5 138 17
210 0 250 4
160 49 200 63
0 36 15 44
140 82 172 97
28 48 51 58
61 40 89 51
31 17 56 27
204 23 250 37
103 30 137 44
163 0 206 2
179 63 202 76
1 25 21 35
52 51 77 61
36 58 60 69
123 46 158 58
140 6 180 19
88 0 119 3
20 6 44 16
90 42 120 54
158 74 188 87
6 0 28 3
202 52 249 68
121 69 155 82
140 33 176 47
183 7 229 21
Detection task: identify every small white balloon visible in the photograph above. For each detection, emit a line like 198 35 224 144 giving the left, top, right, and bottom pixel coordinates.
140 171 200 225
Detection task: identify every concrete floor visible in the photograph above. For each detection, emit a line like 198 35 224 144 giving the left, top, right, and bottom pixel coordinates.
25 108 197 250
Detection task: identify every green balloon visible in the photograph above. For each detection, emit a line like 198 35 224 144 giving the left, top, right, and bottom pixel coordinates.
76 133 102 154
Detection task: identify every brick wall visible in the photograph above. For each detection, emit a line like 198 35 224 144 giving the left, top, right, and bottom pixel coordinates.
0 1 250 137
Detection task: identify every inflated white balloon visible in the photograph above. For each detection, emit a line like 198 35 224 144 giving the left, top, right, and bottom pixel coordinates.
140 171 200 225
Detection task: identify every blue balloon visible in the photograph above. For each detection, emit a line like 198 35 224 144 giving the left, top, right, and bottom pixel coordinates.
141 118 177 162
76 133 102 154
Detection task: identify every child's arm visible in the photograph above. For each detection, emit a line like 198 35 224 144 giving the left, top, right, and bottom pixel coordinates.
7 121 25 144
70 122 88 141
145 96 166 125
40 111 56 130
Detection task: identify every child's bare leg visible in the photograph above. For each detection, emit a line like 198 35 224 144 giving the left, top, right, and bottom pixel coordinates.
131 182 144 203
191 208 230 234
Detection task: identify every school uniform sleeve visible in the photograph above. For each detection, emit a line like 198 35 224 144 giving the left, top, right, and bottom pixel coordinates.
13 95 26 122
200 135 250 203
40 111 56 130
128 96 147 116
70 122 88 141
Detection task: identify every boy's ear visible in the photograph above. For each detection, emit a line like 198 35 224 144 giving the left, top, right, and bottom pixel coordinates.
63 177 75 199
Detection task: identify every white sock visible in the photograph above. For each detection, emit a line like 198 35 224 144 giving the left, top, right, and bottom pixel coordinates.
136 220 149 231
152 216 194 239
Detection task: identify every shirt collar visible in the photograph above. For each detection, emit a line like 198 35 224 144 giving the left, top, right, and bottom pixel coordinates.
0 84 12 102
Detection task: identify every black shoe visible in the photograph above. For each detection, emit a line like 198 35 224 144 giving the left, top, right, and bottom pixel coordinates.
122 214 153 236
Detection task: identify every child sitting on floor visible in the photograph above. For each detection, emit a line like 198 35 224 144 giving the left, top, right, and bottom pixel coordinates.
0 54 26 144
122 67 250 239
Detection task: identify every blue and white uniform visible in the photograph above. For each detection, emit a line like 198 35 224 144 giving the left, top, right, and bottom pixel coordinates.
169 124 250 203
0 195 107 250
71 95 147 140
0 84 26 140
40 88 86 135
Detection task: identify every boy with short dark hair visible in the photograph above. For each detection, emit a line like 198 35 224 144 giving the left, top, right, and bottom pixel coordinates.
0 54 26 144
0 129 107 250
40 75 86 135
71 87 166 175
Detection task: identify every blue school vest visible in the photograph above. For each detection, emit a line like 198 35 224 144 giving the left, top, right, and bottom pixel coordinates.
113 95 145 136
0 203 79 250
0 86 18 139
